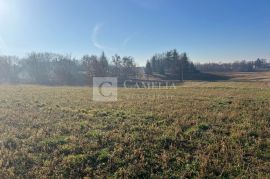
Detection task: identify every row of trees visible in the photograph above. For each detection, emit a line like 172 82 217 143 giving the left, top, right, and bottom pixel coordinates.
145 49 198 80
83 53 137 83
1 50 268 85
196 58 269 72
0 52 138 85
0 56 19 83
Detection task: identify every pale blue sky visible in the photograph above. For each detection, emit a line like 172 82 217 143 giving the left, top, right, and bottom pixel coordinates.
0 0 269 65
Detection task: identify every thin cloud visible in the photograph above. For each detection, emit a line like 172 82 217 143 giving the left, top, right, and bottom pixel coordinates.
91 23 105 49
121 32 138 49
91 23 138 53
91 23 115 52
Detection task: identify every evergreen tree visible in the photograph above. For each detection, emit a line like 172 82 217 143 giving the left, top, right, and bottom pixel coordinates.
99 52 109 76
145 60 152 78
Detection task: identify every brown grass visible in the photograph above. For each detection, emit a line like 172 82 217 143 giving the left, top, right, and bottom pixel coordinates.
0 73 270 178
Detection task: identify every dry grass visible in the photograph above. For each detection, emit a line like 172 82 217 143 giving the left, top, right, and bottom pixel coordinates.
0 75 270 178
214 71 270 82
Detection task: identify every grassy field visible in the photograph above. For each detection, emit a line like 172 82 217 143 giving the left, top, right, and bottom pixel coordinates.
214 71 270 82
0 76 270 178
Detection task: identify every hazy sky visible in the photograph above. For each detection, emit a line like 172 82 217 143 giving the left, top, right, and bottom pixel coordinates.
0 0 269 65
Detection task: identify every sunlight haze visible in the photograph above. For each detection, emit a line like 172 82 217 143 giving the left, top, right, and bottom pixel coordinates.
0 0 269 65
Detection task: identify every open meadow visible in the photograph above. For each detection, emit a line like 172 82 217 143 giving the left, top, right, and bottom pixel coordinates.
1 0 270 177
0 74 270 178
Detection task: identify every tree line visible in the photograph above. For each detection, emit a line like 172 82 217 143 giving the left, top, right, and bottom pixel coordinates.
0 50 268 85
195 58 269 72
0 52 137 85
145 49 198 80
